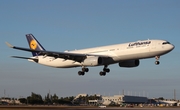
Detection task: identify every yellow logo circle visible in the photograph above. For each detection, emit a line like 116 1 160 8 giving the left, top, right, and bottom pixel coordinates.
30 40 37 50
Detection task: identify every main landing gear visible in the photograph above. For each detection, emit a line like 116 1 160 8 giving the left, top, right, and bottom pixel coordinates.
78 67 89 76
78 65 110 76
155 56 160 65
99 65 110 76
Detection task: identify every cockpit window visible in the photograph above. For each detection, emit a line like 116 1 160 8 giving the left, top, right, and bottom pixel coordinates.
162 42 170 45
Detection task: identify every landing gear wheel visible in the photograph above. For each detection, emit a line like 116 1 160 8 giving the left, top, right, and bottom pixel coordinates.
103 72 106 76
155 61 160 65
103 68 110 73
81 72 85 76
82 68 89 72
99 71 106 76
99 71 102 76
78 71 82 76
78 71 85 76
84 68 89 72
78 67 89 76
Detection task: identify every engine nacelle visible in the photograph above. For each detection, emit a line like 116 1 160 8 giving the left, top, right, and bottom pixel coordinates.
82 56 103 66
119 60 140 68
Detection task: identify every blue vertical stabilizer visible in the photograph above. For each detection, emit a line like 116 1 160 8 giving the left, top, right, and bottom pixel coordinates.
26 34 45 56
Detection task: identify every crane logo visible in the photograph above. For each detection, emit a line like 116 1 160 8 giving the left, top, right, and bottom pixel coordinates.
30 40 37 50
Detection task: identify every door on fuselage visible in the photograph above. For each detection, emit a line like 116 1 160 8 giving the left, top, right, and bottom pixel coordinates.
149 41 164 54
149 41 156 52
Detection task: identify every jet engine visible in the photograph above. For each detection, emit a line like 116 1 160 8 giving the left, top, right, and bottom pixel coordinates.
82 56 103 66
119 60 140 67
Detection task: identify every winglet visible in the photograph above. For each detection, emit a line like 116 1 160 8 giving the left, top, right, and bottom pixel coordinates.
5 42 14 48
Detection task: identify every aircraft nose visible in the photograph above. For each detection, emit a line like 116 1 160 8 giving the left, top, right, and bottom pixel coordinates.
169 44 175 51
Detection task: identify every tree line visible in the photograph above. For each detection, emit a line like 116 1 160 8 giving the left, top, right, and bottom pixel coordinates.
18 92 101 105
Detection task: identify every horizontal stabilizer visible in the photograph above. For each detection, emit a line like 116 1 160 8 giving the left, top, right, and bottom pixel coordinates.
11 56 38 62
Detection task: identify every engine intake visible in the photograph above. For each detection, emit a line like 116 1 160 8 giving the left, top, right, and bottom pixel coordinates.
119 60 140 67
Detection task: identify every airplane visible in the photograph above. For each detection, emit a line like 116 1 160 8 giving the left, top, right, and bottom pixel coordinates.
6 34 174 76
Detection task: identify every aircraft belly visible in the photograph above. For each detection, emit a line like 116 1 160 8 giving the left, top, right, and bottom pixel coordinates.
38 57 81 68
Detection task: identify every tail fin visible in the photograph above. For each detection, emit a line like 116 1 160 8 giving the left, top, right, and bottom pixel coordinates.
26 34 46 56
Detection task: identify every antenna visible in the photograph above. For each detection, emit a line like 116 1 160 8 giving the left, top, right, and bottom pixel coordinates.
4 89 6 98
174 89 176 100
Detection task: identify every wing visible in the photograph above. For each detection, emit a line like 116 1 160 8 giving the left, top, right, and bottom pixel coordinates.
6 42 108 62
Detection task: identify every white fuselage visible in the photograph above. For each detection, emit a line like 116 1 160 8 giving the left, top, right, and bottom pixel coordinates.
31 39 174 68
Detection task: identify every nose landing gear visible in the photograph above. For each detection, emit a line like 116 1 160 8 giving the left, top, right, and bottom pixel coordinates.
155 56 160 65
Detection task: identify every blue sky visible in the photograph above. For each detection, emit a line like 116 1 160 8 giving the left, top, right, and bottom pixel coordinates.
0 0 180 99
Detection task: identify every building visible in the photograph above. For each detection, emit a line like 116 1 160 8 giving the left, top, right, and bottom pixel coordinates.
85 94 148 106
101 95 148 105
73 94 180 106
